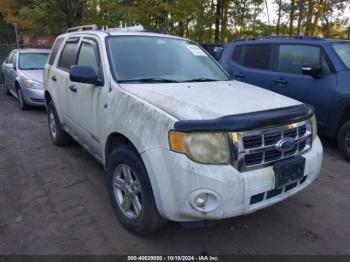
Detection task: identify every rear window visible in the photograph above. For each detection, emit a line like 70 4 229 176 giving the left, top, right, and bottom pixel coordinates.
242 44 272 70
232 45 243 63
58 41 79 71
49 38 64 65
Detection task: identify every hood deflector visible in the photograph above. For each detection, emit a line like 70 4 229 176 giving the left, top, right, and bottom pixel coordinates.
174 104 314 132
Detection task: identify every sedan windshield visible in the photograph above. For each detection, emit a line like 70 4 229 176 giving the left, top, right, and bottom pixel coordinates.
19 53 49 70
106 36 229 83
333 43 350 70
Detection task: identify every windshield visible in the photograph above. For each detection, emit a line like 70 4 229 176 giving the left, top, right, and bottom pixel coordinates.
19 53 49 70
333 43 350 70
106 36 229 83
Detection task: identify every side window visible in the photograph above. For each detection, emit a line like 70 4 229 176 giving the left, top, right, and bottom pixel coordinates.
11 52 17 66
278 45 331 75
232 45 243 63
77 42 99 74
49 38 64 65
58 41 79 71
5 53 13 64
242 44 273 70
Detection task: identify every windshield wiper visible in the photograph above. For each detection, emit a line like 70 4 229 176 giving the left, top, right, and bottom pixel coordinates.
118 77 180 83
180 78 220 83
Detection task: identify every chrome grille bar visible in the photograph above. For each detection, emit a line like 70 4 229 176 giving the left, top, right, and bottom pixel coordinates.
231 120 313 171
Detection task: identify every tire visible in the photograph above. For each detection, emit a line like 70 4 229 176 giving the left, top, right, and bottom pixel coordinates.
17 87 30 110
337 120 350 162
47 100 72 146
3 78 10 96
107 145 167 235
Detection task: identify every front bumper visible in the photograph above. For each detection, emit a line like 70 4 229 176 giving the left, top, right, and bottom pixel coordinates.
141 137 323 222
22 88 45 106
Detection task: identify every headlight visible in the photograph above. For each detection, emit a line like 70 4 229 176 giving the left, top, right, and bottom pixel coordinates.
23 80 43 89
311 114 317 140
169 131 230 164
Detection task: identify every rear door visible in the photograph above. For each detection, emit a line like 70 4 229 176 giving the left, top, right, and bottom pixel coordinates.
2 52 14 89
226 43 275 90
269 44 336 126
55 37 81 127
8 51 18 94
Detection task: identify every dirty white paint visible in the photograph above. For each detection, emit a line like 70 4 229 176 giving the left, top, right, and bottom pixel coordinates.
121 80 302 120
44 30 323 222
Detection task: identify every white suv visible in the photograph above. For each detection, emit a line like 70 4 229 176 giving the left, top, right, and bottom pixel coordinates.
44 25 323 235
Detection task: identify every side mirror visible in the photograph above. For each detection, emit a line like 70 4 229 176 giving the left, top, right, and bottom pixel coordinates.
69 65 103 86
302 64 322 78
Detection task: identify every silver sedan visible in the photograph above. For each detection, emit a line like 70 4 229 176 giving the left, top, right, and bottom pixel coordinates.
1 49 49 110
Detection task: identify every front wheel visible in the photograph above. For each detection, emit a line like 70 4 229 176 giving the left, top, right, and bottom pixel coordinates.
107 145 167 235
17 87 29 110
337 120 350 161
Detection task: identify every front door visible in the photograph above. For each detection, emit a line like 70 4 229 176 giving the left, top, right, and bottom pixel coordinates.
269 44 337 127
70 38 105 155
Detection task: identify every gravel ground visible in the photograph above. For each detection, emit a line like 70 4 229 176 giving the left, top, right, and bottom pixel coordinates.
0 89 349 255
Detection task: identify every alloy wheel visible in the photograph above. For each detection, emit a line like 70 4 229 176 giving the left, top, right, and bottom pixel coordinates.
113 164 142 219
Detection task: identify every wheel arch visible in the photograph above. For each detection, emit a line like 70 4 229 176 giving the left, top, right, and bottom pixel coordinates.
104 132 140 167
335 99 350 136
44 91 52 109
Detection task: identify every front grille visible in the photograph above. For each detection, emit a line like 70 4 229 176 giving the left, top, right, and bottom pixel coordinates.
232 120 313 171
30 98 45 103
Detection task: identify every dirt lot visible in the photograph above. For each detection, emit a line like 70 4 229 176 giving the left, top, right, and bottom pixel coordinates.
0 89 350 255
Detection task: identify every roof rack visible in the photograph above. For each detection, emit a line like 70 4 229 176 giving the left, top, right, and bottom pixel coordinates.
235 35 324 42
66 23 145 33
67 24 98 33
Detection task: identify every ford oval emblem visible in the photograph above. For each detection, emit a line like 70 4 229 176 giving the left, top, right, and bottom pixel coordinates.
276 137 296 152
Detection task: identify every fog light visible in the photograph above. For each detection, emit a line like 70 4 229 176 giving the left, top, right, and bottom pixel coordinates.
194 193 208 207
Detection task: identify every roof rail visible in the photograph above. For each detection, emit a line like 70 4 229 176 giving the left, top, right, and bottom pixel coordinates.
66 23 145 34
67 24 98 33
234 35 324 42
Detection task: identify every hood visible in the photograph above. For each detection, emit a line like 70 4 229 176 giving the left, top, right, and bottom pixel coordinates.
19 70 44 83
120 81 302 120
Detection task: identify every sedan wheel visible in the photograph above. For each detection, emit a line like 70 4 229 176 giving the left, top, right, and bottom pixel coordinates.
49 110 57 139
113 164 142 219
17 88 29 110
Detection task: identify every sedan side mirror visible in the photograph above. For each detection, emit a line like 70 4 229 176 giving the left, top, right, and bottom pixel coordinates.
302 64 322 78
70 65 103 86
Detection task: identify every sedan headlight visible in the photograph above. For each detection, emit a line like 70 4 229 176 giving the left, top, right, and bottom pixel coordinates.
311 114 317 140
23 80 43 89
169 131 230 164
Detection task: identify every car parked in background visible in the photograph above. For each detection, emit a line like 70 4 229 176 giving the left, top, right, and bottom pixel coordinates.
220 36 350 161
44 25 322 235
1 49 50 110
201 44 224 61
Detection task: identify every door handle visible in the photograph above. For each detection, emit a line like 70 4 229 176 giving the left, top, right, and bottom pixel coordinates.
51 76 57 82
234 73 246 79
68 85 77 92
274 79 288 85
